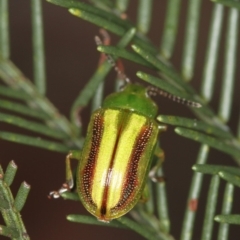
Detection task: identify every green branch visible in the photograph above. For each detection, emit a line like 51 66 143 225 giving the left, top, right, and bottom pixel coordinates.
0 161 30 240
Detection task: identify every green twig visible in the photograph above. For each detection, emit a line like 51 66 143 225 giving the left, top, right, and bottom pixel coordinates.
0 225 20 238
156 168 170 233
135 205 167 238
31 0 46 95
67 214 127 228
14 182 31 212
218 171 240 187
158 115 232 139
160 0 181 59
201 175 220 240
0 131 70 153
217 183 234 240
218 9 239 122
0 58 79 143
48 0 132 28
238 114 240 140
180 144 209 240
116 217 174 240
0 99 50 120
175 128 240 162
48 0 156 53
115 0 129 12
201 4 224 102
69 8 125 35
215 214 240 225
0 0 9 59
0 162 30 240
137 0 153 34
145 180 154 214
132 44 194 94
181 0 202 81
193 164 240 176
89 0 114 11
0 112 68 140
61 192 79 201
0 85 30 100
3 161 17 187
91 82 104 112
211 0 240 9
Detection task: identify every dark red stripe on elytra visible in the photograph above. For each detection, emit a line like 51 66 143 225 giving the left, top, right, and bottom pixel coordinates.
82 112 103 206
111 123 153 212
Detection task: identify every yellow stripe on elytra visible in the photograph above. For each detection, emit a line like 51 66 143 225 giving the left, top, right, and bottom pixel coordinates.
91 109 120 208
107 113 147 209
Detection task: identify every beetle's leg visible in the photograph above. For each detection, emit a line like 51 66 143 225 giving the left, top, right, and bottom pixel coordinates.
139 146 164 203
158 124 167 132
149 145 165 183
65 150 81 189
139 182 150 203
148 124 166 182
139 138 165 201
49 150 81 199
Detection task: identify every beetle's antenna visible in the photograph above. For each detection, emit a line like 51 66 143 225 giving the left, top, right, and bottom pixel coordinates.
95 31 131 84
147 86 201 108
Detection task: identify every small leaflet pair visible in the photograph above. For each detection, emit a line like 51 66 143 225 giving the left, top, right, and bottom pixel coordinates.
50 30 201 222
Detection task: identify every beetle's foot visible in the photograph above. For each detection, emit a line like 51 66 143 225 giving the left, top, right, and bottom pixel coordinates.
149 166 165 183
48 181 72 199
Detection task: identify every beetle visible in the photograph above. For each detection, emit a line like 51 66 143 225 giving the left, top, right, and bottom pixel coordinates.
50 33 201 223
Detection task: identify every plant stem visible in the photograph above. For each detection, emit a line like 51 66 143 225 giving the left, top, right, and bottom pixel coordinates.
181 144 209 240
0 0 10 59
217 183 234 240
201 4 224 102
218 8 239 123
181 0 202 81
201 175 220 240
31 0 46 95
160 0 181 59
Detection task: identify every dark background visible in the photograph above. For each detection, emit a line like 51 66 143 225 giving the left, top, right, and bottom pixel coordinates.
1 1 240 239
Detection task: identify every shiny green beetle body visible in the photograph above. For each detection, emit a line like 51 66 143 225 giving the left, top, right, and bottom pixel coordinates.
49 31 201 223
78 84 160 222
50 80 199 221
50 83 166 222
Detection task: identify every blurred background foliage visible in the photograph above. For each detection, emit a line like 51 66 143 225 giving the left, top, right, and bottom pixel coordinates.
0 0 240 239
